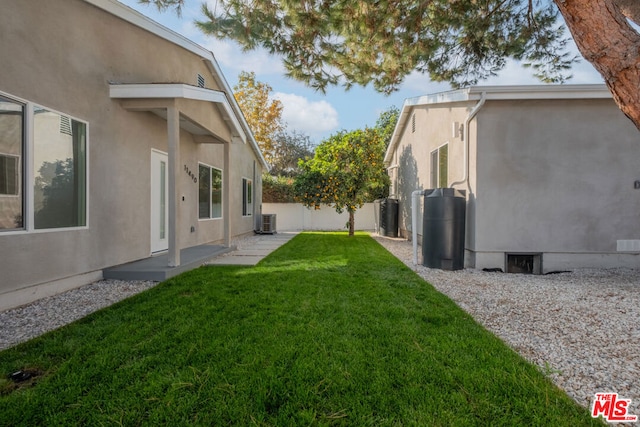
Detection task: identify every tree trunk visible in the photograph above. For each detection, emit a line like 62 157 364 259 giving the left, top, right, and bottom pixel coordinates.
348 210 355 236
553 0 640 131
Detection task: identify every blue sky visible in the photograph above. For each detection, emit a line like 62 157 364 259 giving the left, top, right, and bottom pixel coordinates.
118 0 603 144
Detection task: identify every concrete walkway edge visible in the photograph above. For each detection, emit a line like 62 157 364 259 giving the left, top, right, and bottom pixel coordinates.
207 232 299 266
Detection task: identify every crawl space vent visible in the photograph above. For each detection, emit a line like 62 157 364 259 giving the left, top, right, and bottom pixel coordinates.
506 253 541 275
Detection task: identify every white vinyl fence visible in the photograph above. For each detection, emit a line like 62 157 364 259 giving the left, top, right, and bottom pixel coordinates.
262 203 377 232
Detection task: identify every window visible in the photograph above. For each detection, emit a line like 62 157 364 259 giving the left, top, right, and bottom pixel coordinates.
430 143 448 188
199 164 222 219
33 109 87 229
242 178 252 216
0 96 24 230
0 92 87 232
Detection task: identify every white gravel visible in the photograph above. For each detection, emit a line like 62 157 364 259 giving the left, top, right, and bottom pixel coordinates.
0 234 266 352
373 235 640 414
1 233 638 417
0 279 158 351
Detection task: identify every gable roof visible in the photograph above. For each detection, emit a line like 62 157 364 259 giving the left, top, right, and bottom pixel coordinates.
385 84 612 165
86 0 269 169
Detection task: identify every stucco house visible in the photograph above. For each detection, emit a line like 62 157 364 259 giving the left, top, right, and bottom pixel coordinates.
0 0 268 310
385 85 640 273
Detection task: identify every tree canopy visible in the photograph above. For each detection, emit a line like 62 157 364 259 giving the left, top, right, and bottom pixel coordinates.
233 71 314 177
295 128 389 236
196 0 574 93
233 71 284 166
375 106 400 149
293 108 396 235
143 0 640 130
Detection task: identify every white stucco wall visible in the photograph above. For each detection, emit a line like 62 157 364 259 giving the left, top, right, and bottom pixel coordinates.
391 92 640 272
390 102 474 239
473 98 640 271
262 203 377 231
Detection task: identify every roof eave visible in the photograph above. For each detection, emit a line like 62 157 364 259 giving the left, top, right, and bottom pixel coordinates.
384 84 611 165
86 0 269 170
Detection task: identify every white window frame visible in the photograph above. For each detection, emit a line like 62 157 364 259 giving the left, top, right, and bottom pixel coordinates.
198 162 223 220
242 177 252 217
430 142 448 188
0 90 89 234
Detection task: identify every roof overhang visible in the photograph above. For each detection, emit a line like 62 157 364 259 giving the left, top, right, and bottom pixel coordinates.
110 83 245 144
384 84 611 165
88 0 269 169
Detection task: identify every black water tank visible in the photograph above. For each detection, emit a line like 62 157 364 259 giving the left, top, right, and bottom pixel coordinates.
422 188 466 270
379 198 399 237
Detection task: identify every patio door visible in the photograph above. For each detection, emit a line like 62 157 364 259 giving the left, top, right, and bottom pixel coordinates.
150 150 169 253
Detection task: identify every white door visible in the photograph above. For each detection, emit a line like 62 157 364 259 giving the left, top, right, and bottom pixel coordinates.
150 150 169 253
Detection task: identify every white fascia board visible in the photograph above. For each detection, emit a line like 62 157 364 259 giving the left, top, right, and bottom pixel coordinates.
110 83 245 143
466 84 611 100
110 83 226 103
384 104 410 165
384 84 612 165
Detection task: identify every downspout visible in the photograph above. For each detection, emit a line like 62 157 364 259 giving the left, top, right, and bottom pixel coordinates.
411 190 422 265
450 92 486 188
387 164 399 198
412 93 486 265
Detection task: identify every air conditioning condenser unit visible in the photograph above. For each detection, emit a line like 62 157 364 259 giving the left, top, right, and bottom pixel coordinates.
261 214 276 234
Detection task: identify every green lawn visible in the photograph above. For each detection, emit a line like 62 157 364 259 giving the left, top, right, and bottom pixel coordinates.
0 233 599 426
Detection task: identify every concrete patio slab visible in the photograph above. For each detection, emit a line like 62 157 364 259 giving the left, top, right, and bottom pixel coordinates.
208 232 298 266
226 249 273 256
103 244 234 281
208 256 265 266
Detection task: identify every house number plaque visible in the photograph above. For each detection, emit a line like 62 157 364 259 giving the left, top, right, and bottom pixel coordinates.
184 165 197 183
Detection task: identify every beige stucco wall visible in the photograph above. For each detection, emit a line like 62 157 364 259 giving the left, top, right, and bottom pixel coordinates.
0 0 263 296
473 98 640 271
392 95 640 272
390 102 474 239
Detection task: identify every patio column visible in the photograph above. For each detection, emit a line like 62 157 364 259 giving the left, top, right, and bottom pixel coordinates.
167 105 181 267
223 140 231 247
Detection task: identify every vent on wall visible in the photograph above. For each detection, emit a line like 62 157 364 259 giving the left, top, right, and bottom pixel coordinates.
60 116 72 135
411 113 416 133
617 240 640 252
197 74 205 88
505 253 542 275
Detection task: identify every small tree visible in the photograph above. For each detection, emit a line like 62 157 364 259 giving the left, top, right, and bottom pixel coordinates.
233 71 284 166
295 128 389 236
376 106 400 149
269 130 314 177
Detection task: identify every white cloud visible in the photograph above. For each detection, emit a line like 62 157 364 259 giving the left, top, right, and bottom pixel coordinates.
400 71 451 94
201 38 286 76
483 58 603 86
274 92 339 138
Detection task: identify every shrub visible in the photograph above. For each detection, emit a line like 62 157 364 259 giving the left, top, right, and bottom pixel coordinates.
262 174 297 203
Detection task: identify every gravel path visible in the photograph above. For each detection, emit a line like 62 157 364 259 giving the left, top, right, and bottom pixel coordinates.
373 235 640 413
1 233 638 416
0 234 267 352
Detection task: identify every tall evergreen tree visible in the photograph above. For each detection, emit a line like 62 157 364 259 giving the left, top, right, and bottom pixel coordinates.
143 0 640 131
